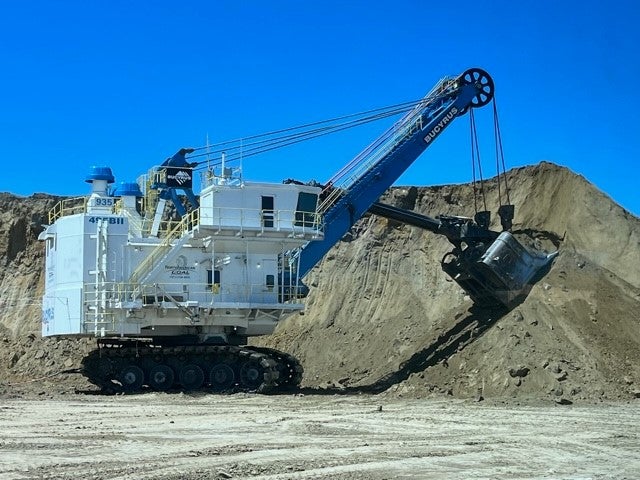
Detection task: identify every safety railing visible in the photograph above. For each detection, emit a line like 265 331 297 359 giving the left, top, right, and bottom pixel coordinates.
201 165 244 189
48 196 89 223
82 309 117 335
117 205 145 233
127 210 199 285
199 206 324 237
94 281 305 307
183 208 200 232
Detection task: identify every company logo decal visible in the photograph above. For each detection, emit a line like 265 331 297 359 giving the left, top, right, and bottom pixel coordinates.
166 167 193 188
424 106 458 144
171 170 191 185
165 255 196 277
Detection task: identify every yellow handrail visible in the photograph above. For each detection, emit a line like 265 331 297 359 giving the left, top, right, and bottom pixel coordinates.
128 208 200 285
48 196 89 223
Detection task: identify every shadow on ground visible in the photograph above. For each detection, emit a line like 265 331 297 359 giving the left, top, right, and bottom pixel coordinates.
297 304 509 396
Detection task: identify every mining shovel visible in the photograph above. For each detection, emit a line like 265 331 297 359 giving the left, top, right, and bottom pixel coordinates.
369 202 558 310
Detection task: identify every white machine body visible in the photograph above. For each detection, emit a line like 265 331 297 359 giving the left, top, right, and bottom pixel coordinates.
39 167 323 343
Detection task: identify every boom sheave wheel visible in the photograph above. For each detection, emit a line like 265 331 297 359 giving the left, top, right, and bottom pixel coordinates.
461 68 494 108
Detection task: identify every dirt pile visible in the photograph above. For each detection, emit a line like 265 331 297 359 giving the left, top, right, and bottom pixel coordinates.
258 162 640 403
0 193 94 394
0 162 639 402
0 193 55 335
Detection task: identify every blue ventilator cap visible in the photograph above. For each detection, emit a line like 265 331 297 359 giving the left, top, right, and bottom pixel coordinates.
113 182 143 197
85 166 115 183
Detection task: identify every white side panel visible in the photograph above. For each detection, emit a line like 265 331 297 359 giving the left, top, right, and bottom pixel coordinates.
205 188 262 229
42 213 130 337
216 254 248 302
153 250 202 299
42 287 83 336
55 216 85 287
254 258 278 303
198 182 320 232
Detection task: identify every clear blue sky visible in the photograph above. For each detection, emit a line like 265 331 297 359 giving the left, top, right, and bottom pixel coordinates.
1 0 638 215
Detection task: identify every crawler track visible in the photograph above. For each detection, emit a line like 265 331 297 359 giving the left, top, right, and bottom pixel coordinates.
81 340 303 394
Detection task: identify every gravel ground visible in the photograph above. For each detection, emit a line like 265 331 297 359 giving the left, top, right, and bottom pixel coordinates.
0 393 638 479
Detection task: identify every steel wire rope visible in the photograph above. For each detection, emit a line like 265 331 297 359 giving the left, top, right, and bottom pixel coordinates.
325 97 438 186
492 99 511 205
188 106 418 166
469 109 488 214
185 99 432 170
470 111 478 214
190 109 407 167
187 98 425 153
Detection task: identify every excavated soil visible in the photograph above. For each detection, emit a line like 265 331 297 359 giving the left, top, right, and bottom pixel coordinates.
0 162 639 404
258 162 640 403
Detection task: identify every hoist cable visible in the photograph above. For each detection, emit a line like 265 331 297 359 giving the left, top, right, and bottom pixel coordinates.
492 100 511 204
469 109 488 213
470 111 478 215
493 103 503 207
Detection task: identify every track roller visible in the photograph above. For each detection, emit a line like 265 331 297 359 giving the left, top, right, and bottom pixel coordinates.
81 341 302 394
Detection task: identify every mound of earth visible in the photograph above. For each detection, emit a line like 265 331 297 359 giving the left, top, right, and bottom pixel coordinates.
0 193 94 395
0 162 639 402
256 162 640 403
